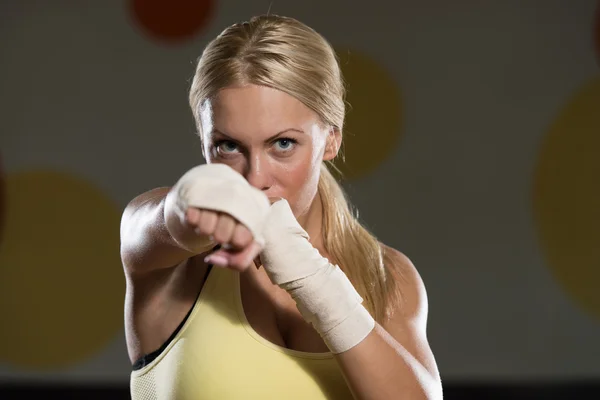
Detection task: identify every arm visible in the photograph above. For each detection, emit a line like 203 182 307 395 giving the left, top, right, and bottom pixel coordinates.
258 200 442 399
120 165 269 364
334 248 442 400
119 186 214 275
120 163 272 275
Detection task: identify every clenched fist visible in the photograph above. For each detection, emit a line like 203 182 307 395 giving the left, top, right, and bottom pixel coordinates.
185 208 262 271
168 163 271 271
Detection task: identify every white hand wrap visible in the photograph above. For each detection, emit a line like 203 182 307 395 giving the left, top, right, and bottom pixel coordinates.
172 164 271 245
261 200 375 354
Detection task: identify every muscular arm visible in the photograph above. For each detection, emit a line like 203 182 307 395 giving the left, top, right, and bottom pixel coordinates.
120 167 266 363
119 186 213 275
335 248 442 400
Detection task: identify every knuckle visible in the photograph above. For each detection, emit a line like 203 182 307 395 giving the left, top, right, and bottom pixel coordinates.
240 225 252 240
200 213 217 230
232 228 251 247
185 208 199 223
212 230 227 243
213 225 233 244
222 214 236 227
196 224 213 236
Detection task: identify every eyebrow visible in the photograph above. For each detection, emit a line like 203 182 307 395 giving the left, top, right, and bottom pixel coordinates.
211 128 305 143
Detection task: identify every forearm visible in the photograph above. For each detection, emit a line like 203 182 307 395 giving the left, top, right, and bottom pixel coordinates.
335 323 442 400
260 200 442 399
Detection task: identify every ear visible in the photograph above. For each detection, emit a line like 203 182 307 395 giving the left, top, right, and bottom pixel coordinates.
322 127 342 161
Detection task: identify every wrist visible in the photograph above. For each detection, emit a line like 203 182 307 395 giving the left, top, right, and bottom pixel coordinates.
280 261 375 354
164 188 213 253
261 200 374 354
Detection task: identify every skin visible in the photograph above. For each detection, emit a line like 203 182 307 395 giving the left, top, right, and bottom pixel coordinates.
192 84 341 268
120 83 442 399
190 84 442 399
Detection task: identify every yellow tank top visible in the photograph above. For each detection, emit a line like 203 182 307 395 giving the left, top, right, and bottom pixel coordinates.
130 265 353 399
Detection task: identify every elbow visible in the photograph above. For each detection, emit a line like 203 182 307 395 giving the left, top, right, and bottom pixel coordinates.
402 372 443 400
420 376 443 400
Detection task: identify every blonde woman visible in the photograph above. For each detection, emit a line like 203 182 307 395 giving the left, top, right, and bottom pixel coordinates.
120 15 442 400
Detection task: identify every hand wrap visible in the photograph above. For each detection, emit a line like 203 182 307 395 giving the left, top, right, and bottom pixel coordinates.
172 164 270 245
261 200 375 354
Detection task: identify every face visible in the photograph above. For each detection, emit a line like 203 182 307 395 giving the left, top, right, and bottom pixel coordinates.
199 84 340 218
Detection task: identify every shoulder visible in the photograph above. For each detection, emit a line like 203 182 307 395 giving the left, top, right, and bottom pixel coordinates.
122 187 171 218
377 244 441 384
380 243 429 329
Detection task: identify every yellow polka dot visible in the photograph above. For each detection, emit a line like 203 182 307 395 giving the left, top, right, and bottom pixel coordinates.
334 48 402 180
533 77 600 320
0 170 125 369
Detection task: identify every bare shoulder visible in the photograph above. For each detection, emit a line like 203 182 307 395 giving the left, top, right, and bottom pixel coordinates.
380 243 429 328
378 244 441 383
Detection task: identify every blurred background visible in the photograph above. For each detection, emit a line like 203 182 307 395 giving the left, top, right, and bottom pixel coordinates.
1 0 599 398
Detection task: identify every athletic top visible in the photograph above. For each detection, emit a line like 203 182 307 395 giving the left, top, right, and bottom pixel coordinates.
129 264 353 399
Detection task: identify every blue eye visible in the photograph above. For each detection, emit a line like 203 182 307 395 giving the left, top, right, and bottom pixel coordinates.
274 138 296 151
215 140 239 154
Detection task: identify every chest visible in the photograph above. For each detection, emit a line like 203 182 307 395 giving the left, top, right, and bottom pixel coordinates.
239 267 331 354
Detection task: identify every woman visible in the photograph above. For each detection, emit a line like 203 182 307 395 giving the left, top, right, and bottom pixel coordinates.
120 14 442 400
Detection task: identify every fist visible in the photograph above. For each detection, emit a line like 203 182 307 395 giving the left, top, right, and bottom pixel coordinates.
186 208 262 272
169 163 271 271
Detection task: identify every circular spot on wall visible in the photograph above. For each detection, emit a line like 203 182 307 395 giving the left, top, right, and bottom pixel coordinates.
0 170 125 369
533 77 600 320
333 48 402 181
130 0 215 44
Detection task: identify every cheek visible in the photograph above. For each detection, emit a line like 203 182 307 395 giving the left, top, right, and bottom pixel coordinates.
275 150 321 214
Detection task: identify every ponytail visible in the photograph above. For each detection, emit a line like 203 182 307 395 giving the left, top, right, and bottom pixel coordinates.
318 163 402 323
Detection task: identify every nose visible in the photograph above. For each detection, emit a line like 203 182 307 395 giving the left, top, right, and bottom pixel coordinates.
245 153 271 191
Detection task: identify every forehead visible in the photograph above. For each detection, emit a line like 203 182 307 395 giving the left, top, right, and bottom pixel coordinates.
201 85 318 139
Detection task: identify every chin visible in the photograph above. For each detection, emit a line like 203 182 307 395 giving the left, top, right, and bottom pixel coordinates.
267 197 283 205
293 198 315 219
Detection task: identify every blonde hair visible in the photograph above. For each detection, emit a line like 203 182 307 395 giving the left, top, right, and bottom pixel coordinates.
189 15 402 323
